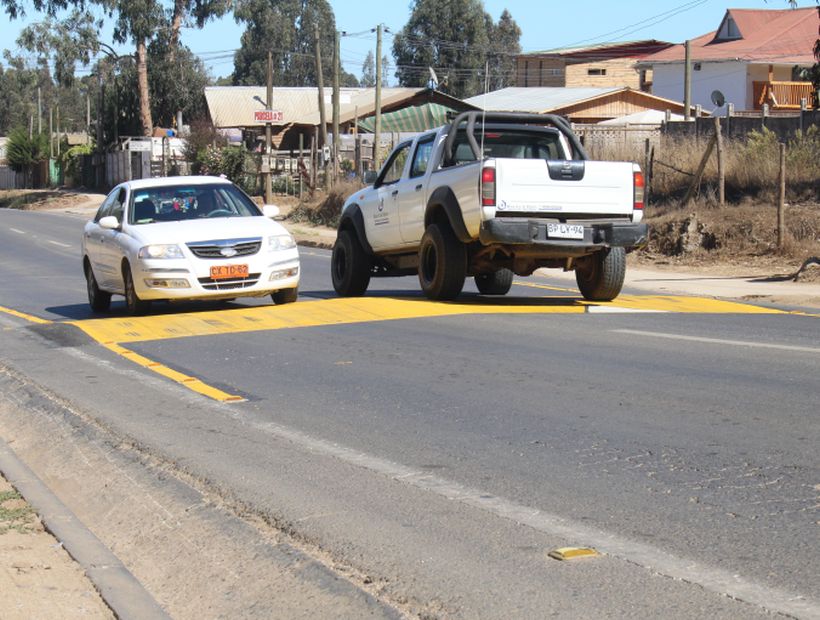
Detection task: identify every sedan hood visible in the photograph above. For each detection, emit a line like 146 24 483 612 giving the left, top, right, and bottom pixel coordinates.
126 216 289 246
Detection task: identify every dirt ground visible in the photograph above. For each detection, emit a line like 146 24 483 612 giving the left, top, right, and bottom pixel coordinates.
0 473 113 619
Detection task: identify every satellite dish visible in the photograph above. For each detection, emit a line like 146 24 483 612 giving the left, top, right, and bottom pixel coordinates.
711 90 726 107
428 67 438 90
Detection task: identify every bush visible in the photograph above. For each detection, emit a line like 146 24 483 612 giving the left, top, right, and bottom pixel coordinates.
6 127 48 173
288 179 364 228
60 144 92 184
198 144 258 194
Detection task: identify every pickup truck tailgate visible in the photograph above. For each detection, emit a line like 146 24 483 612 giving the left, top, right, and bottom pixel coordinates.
494 159 635 217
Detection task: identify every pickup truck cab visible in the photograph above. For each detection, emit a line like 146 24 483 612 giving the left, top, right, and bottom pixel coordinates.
331 111 648 301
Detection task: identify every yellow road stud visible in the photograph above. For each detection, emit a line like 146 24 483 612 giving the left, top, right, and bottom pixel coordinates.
548 547 600 561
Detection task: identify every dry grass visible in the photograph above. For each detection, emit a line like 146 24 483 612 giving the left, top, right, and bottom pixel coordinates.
287 179 365 229
589 126 820 205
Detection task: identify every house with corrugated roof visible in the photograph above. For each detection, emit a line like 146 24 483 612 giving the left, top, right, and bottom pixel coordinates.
464 86 698 124
514 41 674 92
203 86 477 150
637 7 817 112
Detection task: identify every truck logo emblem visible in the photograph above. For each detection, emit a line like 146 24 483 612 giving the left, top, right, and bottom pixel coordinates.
220 248 238 257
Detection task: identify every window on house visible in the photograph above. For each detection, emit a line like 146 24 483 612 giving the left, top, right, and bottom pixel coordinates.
588 68 607 76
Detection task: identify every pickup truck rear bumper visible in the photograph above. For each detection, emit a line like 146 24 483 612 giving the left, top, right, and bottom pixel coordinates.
479 218 648 254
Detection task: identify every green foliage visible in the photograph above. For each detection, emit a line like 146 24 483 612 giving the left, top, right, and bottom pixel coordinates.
232 0 336 86
198 145 258 194
61 143 92 182
486 9 521 91
16 9 102 87
392 0 519 98
6 127 48 171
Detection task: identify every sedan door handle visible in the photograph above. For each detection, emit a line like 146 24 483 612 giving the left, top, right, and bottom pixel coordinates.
415 184 423 191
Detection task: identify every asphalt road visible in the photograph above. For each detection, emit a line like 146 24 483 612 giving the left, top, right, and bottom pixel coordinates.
1 208 818 619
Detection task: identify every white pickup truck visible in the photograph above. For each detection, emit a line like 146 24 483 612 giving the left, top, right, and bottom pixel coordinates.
331 111 648 301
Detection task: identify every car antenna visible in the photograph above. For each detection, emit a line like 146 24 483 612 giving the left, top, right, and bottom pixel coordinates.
479 60 489 162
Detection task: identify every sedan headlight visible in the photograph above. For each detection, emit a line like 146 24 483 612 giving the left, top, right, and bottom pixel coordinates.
268 234 296 252
138 244 184 259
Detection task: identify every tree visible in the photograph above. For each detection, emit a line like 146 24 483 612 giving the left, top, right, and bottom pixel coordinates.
361 50 375 87
485 9 520 91
233 0 337 87
392 0 496 98
168 0 232 63
381 54 391 87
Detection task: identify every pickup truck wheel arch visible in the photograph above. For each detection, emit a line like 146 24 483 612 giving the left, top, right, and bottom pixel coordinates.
575 247 626 301
426 187 470 244
338 204 375 256
418 223 466 300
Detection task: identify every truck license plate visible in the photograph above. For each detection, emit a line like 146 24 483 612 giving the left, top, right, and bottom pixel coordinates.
547 223 584 240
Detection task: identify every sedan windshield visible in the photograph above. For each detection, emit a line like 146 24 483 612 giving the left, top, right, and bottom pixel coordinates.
129 183 262 224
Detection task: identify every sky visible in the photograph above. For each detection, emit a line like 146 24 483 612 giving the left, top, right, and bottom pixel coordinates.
0 0 817 82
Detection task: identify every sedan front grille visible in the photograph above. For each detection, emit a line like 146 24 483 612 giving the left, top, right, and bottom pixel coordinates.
187 237 262 259
198 273 261 290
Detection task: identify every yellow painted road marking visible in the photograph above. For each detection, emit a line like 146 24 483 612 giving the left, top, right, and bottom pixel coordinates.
0 305 52 325
70 294 785 346
0 305 242 402
102 342 244 402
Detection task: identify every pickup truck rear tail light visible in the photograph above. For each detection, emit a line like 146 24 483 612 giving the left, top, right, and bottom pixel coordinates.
633 171 645 210
482 167 496 207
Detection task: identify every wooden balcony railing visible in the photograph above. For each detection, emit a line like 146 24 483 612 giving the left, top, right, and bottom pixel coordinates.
753 81 815 110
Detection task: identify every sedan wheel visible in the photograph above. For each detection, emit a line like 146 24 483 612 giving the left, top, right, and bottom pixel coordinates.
272 287 298 304
85 262 111 313
123 264 152 316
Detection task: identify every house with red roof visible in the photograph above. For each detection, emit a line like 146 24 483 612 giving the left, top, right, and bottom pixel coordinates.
637 7 817 112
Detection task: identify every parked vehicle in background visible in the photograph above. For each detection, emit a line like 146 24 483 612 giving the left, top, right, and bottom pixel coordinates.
82 176 299 315
331 112 648 301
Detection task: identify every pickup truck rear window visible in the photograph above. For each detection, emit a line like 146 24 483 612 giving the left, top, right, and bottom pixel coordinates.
449 129 564 165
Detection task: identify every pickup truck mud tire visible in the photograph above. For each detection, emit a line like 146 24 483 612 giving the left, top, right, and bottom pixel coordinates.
575 247 626 301
475 269 514 295
332 229 371 296
418 223 466 300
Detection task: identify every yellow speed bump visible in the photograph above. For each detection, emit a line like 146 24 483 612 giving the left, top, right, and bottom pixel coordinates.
548 547 601 561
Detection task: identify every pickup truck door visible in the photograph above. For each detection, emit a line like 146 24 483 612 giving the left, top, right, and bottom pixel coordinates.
364 141 411 251
398 133 436 243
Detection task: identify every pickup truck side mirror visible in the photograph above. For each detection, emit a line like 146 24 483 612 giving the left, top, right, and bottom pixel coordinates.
363 170 378 185
262 204 280 218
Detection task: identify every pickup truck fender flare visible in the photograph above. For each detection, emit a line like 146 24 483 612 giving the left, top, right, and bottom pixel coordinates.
425 187 471 244
338 204 375 255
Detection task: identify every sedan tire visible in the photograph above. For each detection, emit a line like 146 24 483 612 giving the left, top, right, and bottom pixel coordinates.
85 261 111 313
123 263 152 316
272 287 298 304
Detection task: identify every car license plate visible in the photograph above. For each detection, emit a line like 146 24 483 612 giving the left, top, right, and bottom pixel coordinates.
547 223 584 240
210 264 248 280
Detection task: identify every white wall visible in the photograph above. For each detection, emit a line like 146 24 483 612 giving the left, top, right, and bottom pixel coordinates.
652 61 748 113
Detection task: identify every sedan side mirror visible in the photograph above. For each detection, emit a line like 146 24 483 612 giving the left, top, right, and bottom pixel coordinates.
99 215 120 230
262 204 280 218
363 170 378 185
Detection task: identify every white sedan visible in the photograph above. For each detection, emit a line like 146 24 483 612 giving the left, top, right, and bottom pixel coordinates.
81 176 300 315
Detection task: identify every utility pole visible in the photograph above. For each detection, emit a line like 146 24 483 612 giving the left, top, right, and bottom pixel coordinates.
265 49 273 205
332 29 340 185
314 22 329 190
56 106 61 157
374 24 382 170
38 87 42 135
49 107 54 158
684 40 692 122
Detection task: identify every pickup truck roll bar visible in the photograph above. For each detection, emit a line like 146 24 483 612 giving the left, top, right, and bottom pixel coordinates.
443 111 590 166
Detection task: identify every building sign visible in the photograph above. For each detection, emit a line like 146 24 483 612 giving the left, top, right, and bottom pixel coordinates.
254 110 284 123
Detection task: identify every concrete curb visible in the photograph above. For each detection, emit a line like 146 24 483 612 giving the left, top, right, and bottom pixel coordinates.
0 439 169 620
